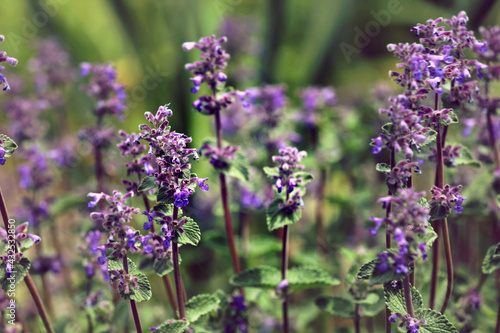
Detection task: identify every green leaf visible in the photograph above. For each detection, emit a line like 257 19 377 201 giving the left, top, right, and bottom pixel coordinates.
429 204 448 221
230 266 281 289
108 259 152 302
376 163 391 173
226 150 250 182
384 281 423 315
454 145 481 168
0 258 30 292
447 111 459 124
230 265 339 290
482 242 500 274
263 166 280 179
175 220 201 246
417 308 459 333
415 224 438 249
266 198 302 231
417 196 430 208
0 134 18 159
49 194 89 217
419 129 437 148
138 175 156 192
153 257 174 276
362 289 386 317
287 266 340 290
357 254 409 285
315 296 353 318
157 187 174 205
294 171 314 186
185 294 220 323
381 123 394 135
154 320 189 333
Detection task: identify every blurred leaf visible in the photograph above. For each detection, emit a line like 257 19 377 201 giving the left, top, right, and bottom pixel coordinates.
50 194 89 217
376 163 391 173
153 256 174 276
353 292 379 305
154 320 189 333
482 242 500 274
454 145 481 168
362 289 386 317
315 296 353 318
185 293 220 323
226 151 250 182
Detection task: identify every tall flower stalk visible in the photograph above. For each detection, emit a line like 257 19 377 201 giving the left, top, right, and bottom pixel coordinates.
183 36 249 287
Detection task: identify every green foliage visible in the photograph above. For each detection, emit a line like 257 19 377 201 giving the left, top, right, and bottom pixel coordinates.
429 204 449 221
138 175 156 192
384 281 423 315
315 296 353 318
482 242 500 274
415 224 438 248
108 258 152 302
417 309 459 333
175 219 201 246
153 320 190 333
230 265 339 290
357 255 409 285
0 258 30 292
266 198 302 231
153 257 174 276
185 293 221 323
420 129 437 148
375 163 391 173
226 150 250 182
49 194 89 217
0 134 18 159
453 145 481 168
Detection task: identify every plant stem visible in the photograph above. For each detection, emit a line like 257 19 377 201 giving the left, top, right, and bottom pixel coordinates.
123 256 143 333
403 277 415 317
172 206 186 319
0 187 55 333
86 277 94 333
316 168 328 254
281 224 290 333
162 274 178 316
439 217 453 314
353 303 360 333
214 107 243 292
385 148 395 333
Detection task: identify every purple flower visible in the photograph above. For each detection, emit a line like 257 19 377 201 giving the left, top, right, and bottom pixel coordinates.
88 192 105 208
196 177 209 191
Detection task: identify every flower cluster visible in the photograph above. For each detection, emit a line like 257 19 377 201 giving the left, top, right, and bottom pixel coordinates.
183 35 248 115
108 267 140 295
389 312 426 333
77 230 108 279
384 159 421 193
270 146 307 213
0 222 40 277
225 295 247 333
0 35 18 91
138 105 209 208
429 184 467 214
296 86 337 128
0 138 12 166
370 188 430 274
88 191 149 263
80 62 127 120
199 142 237 170
428 144 461 167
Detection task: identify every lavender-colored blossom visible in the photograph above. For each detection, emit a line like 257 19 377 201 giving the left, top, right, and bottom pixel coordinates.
0 34 18 91
429 184 467 216
80 62 127 120
295 86 337 128
389 312 426 333
199 143 237 170
428 144 462 167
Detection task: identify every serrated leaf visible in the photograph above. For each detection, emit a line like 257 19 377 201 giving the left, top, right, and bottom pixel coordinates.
482 242 500 274
108 259 152 302
384 281 423 315
315 296 354 318
0 134 18 159
154 320 189 333
376 163 391 173
417 308 458 333
357 255 409 285
230 265 339 290
448 111 459 124
175 220 201 246
157 187 175 205
419 129 437 148
49 194 89 217
454 145 481 168
138 175 156 192
226 151 249 182
0 258 30 292
153 257 174 276
266 198 302 231
429 204 448 221
185 294 220 323
415 224 438 248
230 266 281 289
287 266 340 290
